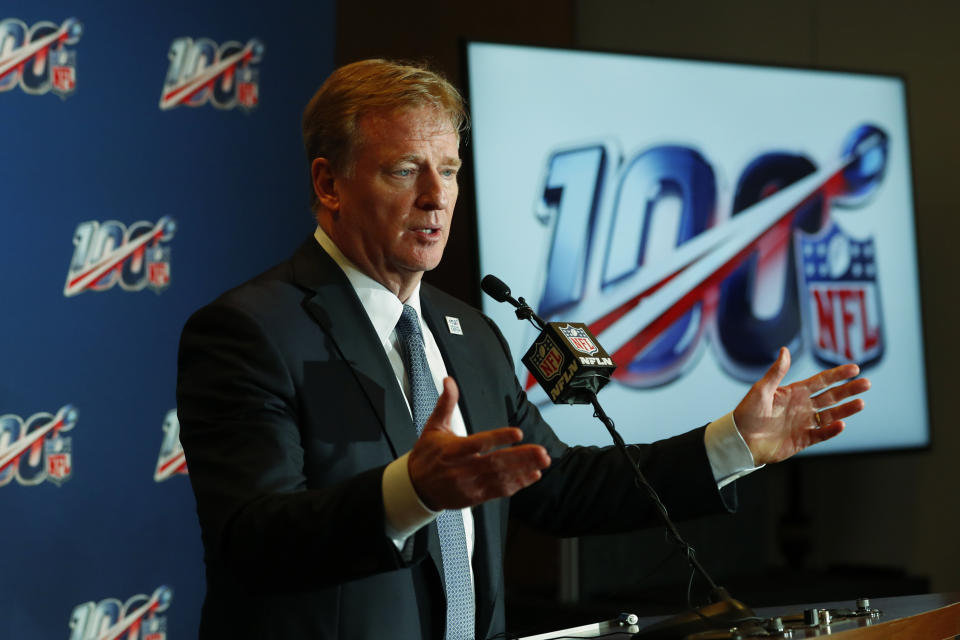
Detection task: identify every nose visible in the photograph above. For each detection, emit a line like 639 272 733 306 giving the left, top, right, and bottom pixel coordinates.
415 169 449 211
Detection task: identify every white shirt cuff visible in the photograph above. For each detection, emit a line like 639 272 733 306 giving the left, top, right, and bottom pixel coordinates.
704 412 764 489
382 451 438 550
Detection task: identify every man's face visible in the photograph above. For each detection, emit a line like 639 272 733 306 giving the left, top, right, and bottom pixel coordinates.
325 106 461 296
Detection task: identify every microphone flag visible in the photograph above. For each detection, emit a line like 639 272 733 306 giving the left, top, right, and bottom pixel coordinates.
522 322 616 404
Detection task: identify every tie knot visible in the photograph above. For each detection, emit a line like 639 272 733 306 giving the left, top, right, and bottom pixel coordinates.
395 303 437 433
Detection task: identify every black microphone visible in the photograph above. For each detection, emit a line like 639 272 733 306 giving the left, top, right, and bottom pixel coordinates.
481 274 756 639
481 274 615 404
481 274 548 328
479 274 512 304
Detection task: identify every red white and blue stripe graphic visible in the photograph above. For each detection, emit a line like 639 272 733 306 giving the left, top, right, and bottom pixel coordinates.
64 217 174 297
159 38 260 110
0 18 80 82
526 157 856 390
0 405 75 474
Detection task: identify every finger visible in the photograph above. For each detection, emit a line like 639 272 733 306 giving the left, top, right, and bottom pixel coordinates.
811 377 871 409
818 398 866 425
441 427 525 457
421 377 460 433
477 443 551 471
456 446 551 489
421 446 549 509
471 455 551 502
799 363 862 394
757 346 791 393
475 468 545 502
804 421 844 445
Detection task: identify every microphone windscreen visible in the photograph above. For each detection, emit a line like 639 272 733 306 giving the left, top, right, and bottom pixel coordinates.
481 274 511 302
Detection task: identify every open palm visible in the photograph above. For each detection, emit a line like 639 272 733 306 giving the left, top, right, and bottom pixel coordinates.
733 347 871 464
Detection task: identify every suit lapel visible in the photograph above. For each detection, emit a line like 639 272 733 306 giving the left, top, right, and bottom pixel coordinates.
418 290 484 436
293 238 447 623
421 288 504 639
291 238 417 457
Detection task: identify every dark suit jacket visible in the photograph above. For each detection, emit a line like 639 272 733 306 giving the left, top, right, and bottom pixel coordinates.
176 236 735 639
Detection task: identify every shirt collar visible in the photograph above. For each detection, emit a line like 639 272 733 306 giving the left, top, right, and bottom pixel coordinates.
314 225 423 345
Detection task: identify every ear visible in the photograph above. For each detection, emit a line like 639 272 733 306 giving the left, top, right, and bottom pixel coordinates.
311 157 340 212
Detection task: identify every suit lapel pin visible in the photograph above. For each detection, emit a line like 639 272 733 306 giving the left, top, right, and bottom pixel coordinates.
445 316 463 335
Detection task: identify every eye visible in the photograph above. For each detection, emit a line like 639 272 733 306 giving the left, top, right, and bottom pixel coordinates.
394 168 413 177
441 168 459 178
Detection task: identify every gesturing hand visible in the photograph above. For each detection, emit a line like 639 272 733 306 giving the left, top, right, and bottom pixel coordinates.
408 377 551 511
733 347 871 465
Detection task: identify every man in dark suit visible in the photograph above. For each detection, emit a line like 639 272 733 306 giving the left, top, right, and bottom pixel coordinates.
176 59 870 639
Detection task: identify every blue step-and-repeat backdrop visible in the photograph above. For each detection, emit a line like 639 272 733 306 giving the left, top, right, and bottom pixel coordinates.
1 1 335 636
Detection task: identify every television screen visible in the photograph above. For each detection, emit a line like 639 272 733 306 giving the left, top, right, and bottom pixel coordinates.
466 41 928 455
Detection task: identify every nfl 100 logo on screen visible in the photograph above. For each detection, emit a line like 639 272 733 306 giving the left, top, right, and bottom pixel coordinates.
532 124 886 388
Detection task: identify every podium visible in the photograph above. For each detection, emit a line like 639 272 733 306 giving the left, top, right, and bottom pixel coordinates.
518 593 960 639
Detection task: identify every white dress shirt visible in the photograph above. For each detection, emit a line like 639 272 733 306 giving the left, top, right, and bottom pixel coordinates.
312 226 760 558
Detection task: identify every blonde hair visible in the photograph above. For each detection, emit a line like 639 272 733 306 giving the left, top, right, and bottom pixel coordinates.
302 59 467 208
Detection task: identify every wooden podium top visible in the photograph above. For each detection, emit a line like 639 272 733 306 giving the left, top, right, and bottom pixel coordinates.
751 592 960 639
519 593 960 640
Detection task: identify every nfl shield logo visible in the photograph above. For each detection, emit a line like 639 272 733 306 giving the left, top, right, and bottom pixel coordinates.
143 613 167 640
529 334 564 380
45 436 72 485
51 49 77 97
795 221 884 367
147 246 171 292
237 67 259 108
559 324 599 355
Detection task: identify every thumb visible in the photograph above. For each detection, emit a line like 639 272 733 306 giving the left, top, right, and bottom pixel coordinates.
758 346 791 394
421 377 459 433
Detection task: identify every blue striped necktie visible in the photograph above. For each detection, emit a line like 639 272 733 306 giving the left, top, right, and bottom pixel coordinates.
395 304 475 640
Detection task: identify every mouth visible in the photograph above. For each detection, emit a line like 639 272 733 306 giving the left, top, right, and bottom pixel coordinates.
410 226 442 239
